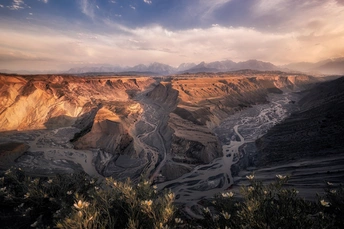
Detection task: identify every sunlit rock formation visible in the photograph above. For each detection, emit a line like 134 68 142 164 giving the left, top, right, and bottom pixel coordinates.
0 71 317 180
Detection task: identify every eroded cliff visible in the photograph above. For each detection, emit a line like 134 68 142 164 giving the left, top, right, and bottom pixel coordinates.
0 72 317 180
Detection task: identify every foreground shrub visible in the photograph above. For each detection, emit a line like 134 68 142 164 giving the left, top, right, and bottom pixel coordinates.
197 174 344 229
0 168 175 229
1 168 344 229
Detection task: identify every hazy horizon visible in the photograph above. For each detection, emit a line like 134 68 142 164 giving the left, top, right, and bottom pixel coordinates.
1 0 344 71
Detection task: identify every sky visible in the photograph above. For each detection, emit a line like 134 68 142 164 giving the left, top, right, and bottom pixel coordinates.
0 0 344 71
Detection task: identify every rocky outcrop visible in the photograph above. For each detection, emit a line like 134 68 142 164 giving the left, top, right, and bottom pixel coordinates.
0 75 154 131
158 72 317 180
170 73 316 128
0 72 318 180
256 76 344 166
73 105 140 155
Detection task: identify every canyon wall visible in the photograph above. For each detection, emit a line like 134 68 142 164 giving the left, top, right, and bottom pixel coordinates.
0 72 317 180
256 76 344 166
0 75 154 131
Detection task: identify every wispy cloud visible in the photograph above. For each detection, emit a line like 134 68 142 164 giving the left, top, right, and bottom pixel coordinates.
79 0 96 19
7 0 27 10
196 0 232 20
143 0 152 4
39 0 49 3
130 5 136 10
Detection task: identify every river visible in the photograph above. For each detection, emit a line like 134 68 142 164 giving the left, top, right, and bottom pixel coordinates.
158 92 300 207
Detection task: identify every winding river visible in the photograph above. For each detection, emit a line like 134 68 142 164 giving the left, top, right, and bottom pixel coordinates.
158 92 300 207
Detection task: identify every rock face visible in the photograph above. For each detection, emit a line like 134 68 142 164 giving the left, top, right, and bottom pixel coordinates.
0 72 317 180
0 75 154 131
156 72 316 180
256 76 344 166
73 106 139 155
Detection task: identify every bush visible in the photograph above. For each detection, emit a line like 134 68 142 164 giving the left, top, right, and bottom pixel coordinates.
1 169 344 229
196 174 344 229
0 168 176 229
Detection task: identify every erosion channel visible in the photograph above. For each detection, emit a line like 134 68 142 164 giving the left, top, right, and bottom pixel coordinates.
158 91 299 207
0 73 317 211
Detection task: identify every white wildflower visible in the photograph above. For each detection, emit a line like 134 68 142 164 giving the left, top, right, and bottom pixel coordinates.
141 200 153 207
175 218 183 224
203 207 210 213
5 169 11 175
167 192 175 200
246 174 254 180
276 174 287 179
221 192 234 198
330 190 337 194
74 200 90 209
221 211 231 220
320 200 330 207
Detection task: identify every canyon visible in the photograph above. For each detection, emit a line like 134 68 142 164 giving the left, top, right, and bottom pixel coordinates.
1 71 343 208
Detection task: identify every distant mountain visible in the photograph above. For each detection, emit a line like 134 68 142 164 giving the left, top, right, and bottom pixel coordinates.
65 59 281 75
283 57 344 75
184 61 219 73
183 59 279 73
313 58 344 75
236 59 279 71
0 69 61 75
136 62 175 75
176 63 196 72
67 65 124 74
67 62 174 75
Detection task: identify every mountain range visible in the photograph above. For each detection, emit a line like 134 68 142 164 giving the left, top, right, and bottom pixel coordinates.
63 57 344 75
1 57 344 75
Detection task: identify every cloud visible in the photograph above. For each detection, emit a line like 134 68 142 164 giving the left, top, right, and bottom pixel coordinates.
143 0 152 4
1 19 344 71
39 0 48 3
250 0 344 33
79 0 96 19
7 0 27 10
0 4 4 8
130 5 136 10
1 0 344 71
194 0 232 20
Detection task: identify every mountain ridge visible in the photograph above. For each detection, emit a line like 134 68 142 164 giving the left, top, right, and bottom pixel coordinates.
2 57 344 75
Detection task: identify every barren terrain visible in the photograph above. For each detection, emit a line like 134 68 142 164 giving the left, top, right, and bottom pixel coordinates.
2 71 340 209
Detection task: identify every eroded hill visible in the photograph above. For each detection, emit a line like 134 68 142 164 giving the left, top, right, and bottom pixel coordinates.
0 72 317 181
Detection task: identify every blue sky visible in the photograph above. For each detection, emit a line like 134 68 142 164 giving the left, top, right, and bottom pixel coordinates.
1 0 344 71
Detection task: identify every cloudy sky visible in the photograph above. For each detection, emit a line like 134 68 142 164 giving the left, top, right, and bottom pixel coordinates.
1 0 344 71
